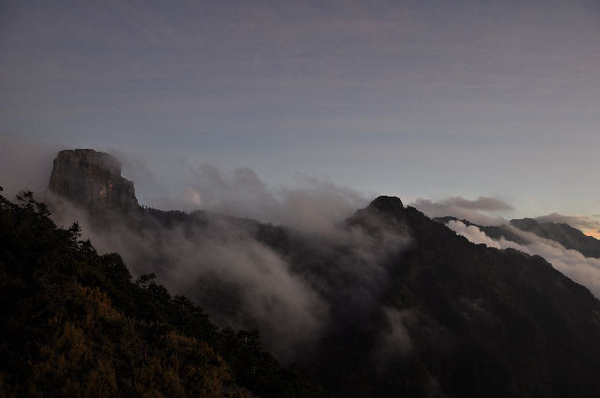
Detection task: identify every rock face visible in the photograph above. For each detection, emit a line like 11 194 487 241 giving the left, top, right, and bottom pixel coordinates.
48 149 139 214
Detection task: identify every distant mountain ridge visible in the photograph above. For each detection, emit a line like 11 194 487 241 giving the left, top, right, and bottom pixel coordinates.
508 218 600 258
39 149 600 397
434 216 600 258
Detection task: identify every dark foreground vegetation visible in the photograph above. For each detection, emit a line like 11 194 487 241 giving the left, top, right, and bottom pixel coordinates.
0 189 328 398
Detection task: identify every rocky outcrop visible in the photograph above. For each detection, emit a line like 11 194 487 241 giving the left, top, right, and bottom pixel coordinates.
366 195 404 214
48 149 139 214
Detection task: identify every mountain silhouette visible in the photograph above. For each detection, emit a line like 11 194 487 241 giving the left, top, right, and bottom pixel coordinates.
29 149 600 397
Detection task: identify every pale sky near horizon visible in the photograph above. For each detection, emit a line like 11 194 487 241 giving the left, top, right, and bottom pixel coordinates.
1 0 600 226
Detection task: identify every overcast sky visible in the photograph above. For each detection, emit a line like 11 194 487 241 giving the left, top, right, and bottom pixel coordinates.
1 0 599 223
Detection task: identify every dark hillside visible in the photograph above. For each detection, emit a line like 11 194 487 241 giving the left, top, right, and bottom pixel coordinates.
297 198 600 397
0 189 329 398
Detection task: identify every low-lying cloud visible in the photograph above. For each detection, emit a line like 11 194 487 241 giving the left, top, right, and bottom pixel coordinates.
447 220 600 298
412 196 513 226
141 160 369 238
447 220 502 249
43 159 411 363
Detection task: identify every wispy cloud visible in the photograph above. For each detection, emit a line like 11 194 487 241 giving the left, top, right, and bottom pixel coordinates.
44 156 410 362
0 136 62 198
446 220 502 249
412 196 512 226
134 157 368 237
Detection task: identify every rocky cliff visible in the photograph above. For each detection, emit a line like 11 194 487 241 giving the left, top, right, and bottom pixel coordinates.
48 149 139 214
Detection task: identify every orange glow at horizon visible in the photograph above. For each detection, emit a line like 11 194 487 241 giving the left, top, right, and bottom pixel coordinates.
582 229 600 240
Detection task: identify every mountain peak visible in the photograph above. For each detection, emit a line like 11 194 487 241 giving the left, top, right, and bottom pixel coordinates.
367 195 404 214
48 149 139 214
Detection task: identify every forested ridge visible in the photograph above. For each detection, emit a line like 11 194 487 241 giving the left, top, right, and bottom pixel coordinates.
0 189 328 398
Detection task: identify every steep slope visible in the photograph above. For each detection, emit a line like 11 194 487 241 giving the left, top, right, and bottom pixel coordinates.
0 190 329 398
300 198 600 398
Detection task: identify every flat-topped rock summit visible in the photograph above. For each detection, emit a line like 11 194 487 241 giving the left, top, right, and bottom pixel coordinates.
48 149 139 214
